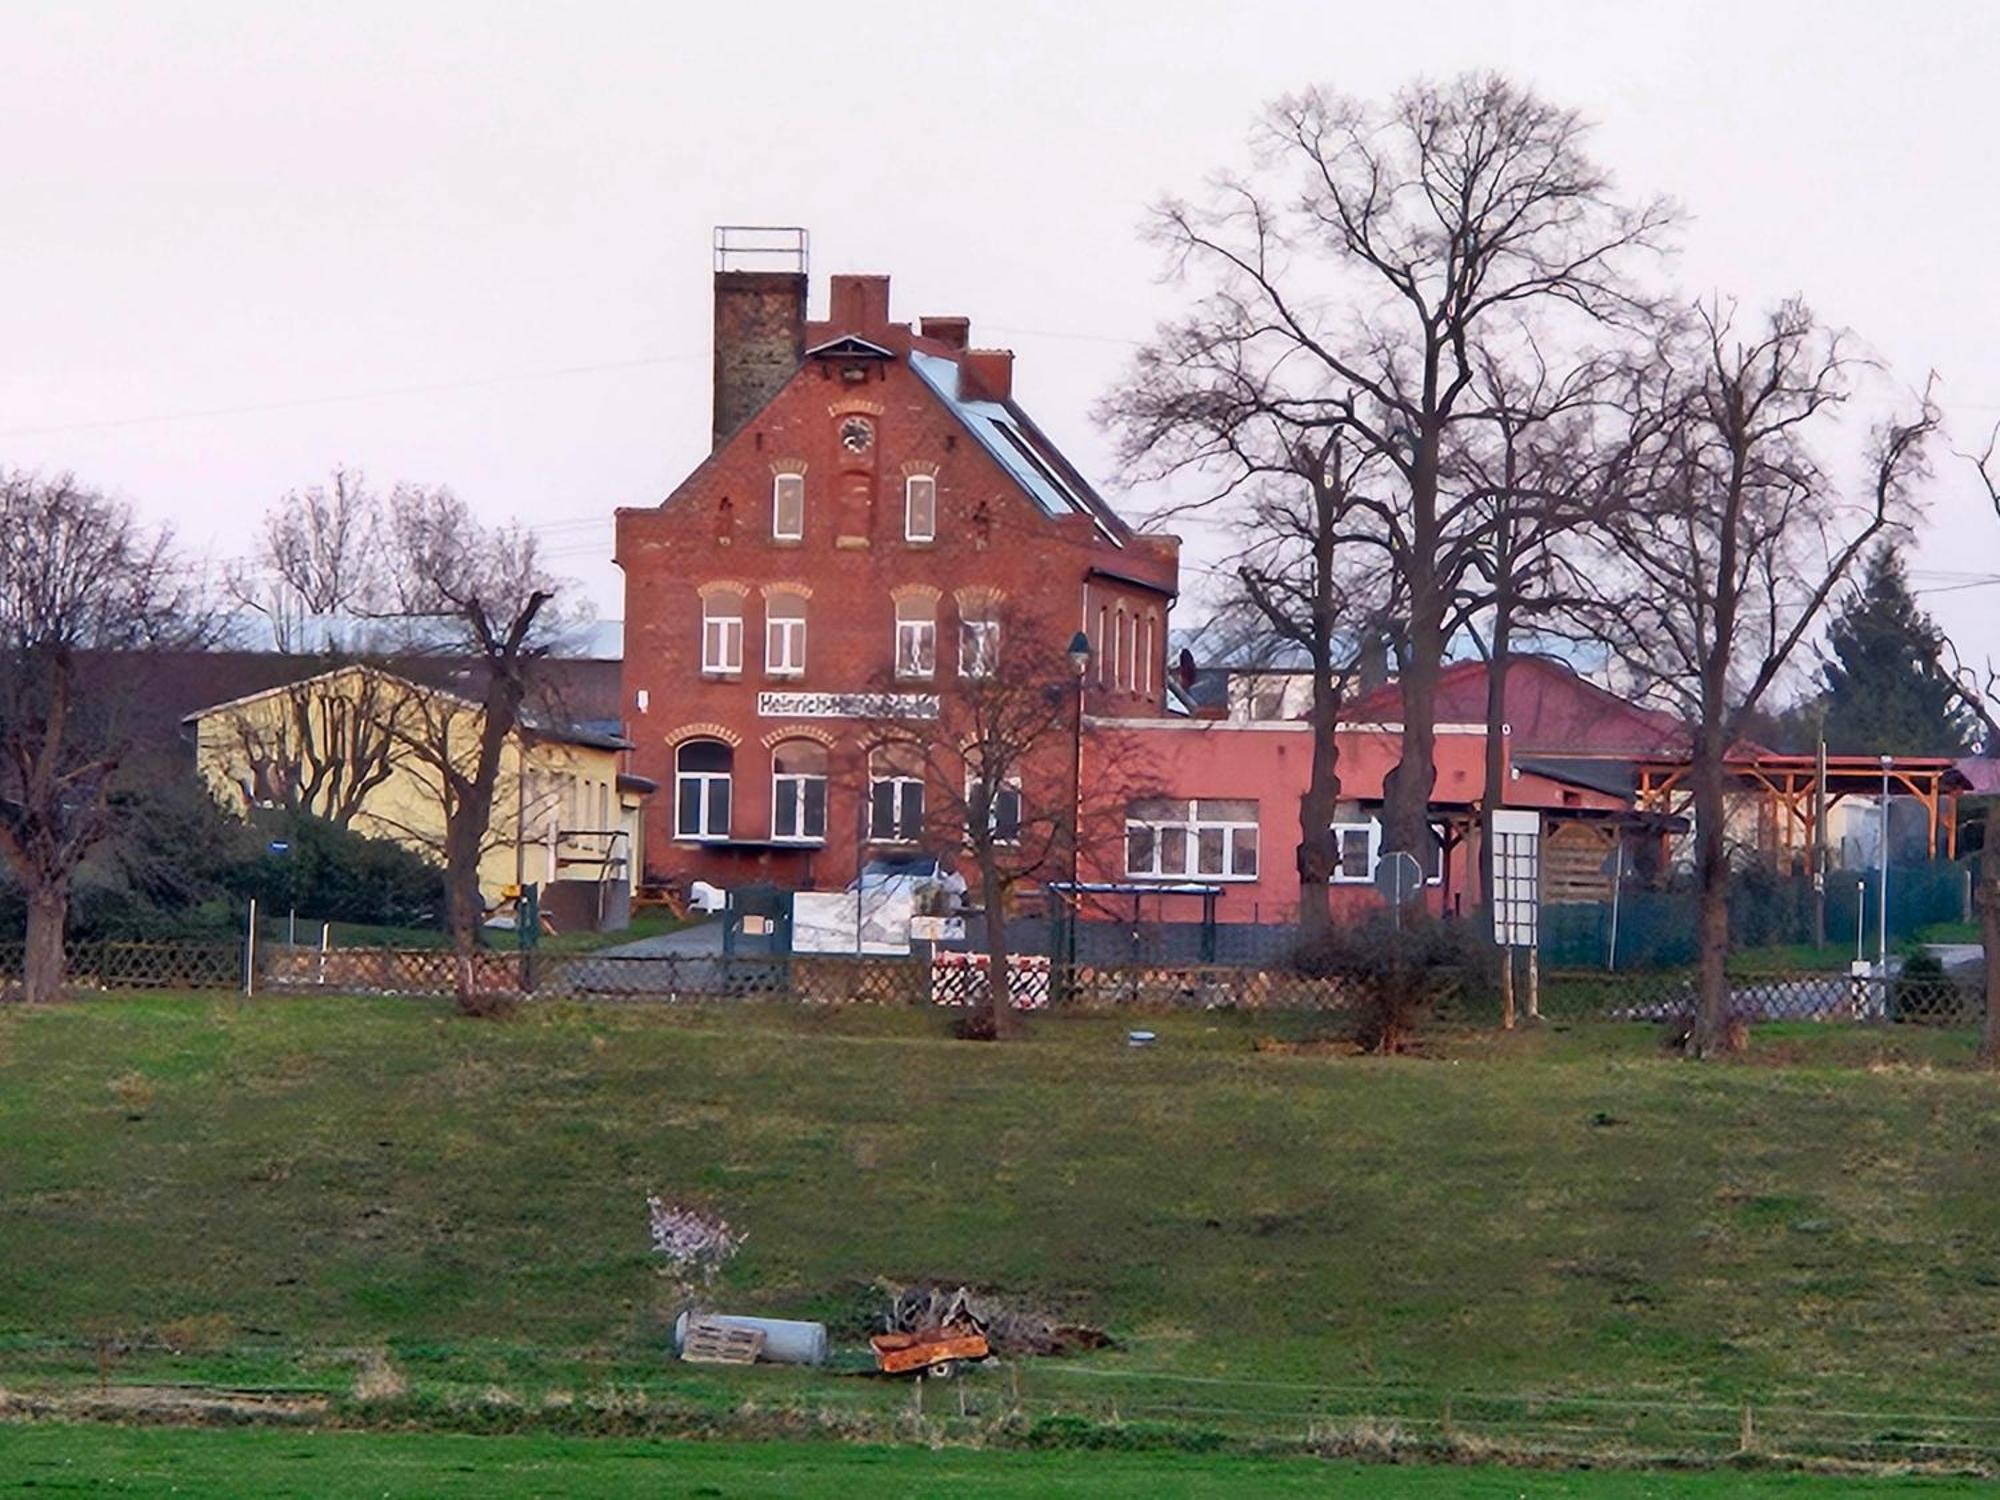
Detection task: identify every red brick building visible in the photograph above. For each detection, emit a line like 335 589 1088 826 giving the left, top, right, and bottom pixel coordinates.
616 237 1178 893
616 237 1651 926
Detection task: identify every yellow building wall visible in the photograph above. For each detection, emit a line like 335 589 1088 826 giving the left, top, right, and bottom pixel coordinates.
191 667 637 907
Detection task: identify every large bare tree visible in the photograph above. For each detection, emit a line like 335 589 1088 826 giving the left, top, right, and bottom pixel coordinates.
0 473 211 1002
1105 72 1675 866
1598 301 1936 1056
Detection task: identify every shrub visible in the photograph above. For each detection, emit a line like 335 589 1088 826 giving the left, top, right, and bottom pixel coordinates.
230 813 445 929
1291 916 1497 1052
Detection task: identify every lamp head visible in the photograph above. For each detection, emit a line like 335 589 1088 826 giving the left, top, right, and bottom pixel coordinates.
1067 630 1093 678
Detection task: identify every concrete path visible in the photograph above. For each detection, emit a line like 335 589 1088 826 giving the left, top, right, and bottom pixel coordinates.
1923 942 1984 975
598 920 726 958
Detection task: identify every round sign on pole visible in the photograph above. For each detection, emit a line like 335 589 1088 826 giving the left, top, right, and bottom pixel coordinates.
1373 850 1424 907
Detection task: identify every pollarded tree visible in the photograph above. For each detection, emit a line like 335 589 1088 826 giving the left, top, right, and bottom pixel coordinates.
242 478 573 1015
0 473 213 1002
1598 301 1936 1057
370 486 567 1013
1104 72 1675 865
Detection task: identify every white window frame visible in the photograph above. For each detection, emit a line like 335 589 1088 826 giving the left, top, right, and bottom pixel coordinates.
1124 799 1260 882
869 770 926 844
967 774 1022 846
1330 819 1447 885
1330 820 1382 884
904 474 937 542
701 599 743 675
772 473 805 541
895 612 937 680
958 616 999 679
770 750 828 844
674 744 733 842
765 599 806 677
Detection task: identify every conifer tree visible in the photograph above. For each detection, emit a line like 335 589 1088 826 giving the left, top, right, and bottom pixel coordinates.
1820 544 1974 756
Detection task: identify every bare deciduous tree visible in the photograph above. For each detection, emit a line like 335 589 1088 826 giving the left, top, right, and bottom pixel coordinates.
227 465 379 651
1598 301 1936 1057
869 613 1153 1039
217 666 409 828
1954 433 2000 1064
1213 438 1391 939
0 473 211 1002
370 486 565 1012
1105 72 1675 867
238 478 572 1015
1451 337 1636 907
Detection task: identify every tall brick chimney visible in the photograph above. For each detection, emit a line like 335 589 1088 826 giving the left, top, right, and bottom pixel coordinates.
711 226 808 450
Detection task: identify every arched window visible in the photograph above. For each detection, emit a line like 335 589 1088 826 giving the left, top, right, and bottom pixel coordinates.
772 473 805 540
904 475 937 542
765 593 806 677
701 594 743 675
869 742 926 843
894 596 936 679
1141 613 1156 699
1097 603 1110 688
1113 606 1128 690
675 740 733 840
771 740 828 842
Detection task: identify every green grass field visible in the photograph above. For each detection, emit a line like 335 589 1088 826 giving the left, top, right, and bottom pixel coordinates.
2 995 1998 1475
0 1426 1989 1497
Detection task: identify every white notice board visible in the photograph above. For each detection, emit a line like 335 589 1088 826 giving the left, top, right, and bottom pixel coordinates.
1490 808 1541 949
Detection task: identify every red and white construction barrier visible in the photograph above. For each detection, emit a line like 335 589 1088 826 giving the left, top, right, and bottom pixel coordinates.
930 951 1052 1010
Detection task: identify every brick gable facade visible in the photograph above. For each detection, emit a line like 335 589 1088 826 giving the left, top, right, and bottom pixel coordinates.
616 264 1178 892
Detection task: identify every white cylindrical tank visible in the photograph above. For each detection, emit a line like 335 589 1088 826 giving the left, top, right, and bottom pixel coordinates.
673 1310 829 1366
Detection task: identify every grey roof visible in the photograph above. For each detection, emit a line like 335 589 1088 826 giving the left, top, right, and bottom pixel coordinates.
1514 756 1640 799
219 612 624 660
907 350 1126 545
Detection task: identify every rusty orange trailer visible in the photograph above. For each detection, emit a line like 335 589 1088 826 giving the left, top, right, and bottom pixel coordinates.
869 1326 989 1378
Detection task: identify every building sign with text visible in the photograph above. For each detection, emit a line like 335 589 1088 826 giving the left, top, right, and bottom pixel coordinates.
756 691 939 721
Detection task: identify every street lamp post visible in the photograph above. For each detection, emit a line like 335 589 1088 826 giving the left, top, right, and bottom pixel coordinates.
1065 630 1093 996
1878 753 1893 983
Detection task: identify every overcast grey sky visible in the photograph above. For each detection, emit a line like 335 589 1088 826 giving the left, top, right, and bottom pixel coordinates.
3 0 1996 662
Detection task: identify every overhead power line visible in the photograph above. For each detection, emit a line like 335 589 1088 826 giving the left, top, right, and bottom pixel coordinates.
0 352 705 439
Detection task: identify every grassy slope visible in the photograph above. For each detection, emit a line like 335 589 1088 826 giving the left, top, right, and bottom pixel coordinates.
0 1427 1987 1498
1 998 1998 1460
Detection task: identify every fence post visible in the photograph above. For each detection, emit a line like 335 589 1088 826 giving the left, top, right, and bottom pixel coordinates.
243 897 258 997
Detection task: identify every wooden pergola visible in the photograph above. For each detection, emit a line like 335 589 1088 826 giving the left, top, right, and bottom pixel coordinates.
1633 752 1969 864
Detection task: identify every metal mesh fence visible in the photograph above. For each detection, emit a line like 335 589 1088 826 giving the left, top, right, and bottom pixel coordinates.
1538 862 1972 970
